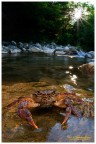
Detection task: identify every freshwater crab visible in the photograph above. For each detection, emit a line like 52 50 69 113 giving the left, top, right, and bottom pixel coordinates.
6 90 94 129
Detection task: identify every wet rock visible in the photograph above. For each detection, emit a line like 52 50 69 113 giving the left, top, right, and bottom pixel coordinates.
2 46 9 54
35 43 41 49
18 42 24 49
76 50 86 57
62 84 75 93
1 41 93 59
9 45 21 53
64 46 78 55
78 62 94 75
55 51 66 55
11 41 17 46
53 45 85 57
63 46 70 52
28 45 43 53
2 41 10 46
42 46 54 54
53 46 64 55
23 43 29 49
85 51 94 59
2 45 21 54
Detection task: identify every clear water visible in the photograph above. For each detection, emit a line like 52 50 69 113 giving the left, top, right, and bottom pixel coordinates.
2 53 94 142
2 53 94 90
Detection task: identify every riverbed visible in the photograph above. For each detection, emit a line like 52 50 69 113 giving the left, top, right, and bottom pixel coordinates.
2 53 94 142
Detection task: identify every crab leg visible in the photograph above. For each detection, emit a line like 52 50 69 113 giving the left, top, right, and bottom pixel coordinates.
62 107 71 125
71 106 80 117
65 99 80 117
17 108 38 129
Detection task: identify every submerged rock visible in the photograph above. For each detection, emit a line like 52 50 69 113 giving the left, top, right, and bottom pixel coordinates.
62 84 76 93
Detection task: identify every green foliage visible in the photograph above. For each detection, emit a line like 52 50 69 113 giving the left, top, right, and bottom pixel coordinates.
2 2 94 51
79 6 94 51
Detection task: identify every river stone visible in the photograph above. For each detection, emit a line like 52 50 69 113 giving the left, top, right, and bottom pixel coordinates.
11 41 17 46
63 46 70 52
78 62 94 75
63 84 75 93
63 46 78 55
23 43 29 49
43 46 54 54
85 51 94 59
28 45 43 53
2 41 10 46
18 42 24 49
2 46 9 53
35 43 41 49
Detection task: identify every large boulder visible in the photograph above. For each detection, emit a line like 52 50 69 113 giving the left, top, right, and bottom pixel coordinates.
53 45 79 56
64 46 78 55
78 62 94 75
2 45 21 54
42 46 54 54
28 45 43 53
54 51 66 55
35 43 42 49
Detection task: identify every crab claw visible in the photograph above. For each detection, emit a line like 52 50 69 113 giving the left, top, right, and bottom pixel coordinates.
17 108 38 129
62 107 71 125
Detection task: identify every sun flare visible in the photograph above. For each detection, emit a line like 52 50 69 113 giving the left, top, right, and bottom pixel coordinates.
74 8 82 20
72 7 89 22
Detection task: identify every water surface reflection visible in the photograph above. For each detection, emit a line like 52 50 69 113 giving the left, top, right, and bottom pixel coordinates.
2 54 94 142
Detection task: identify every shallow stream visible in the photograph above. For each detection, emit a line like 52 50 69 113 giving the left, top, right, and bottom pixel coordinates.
2 53 94 142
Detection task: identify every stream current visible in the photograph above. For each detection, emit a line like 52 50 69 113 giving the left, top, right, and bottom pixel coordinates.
2 53 94 142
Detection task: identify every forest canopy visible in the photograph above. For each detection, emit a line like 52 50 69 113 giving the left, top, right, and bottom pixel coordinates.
2 2 94 51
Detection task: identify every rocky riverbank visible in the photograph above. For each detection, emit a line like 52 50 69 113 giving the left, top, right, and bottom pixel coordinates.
2 41 94 59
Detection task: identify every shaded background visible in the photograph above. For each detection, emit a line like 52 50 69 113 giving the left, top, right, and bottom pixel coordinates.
2 2 94 51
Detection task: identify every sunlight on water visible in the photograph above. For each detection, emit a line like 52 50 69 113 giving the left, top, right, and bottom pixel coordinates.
2 54 94 142
69 66 73 69
65 71 70 74
70 75 78 85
